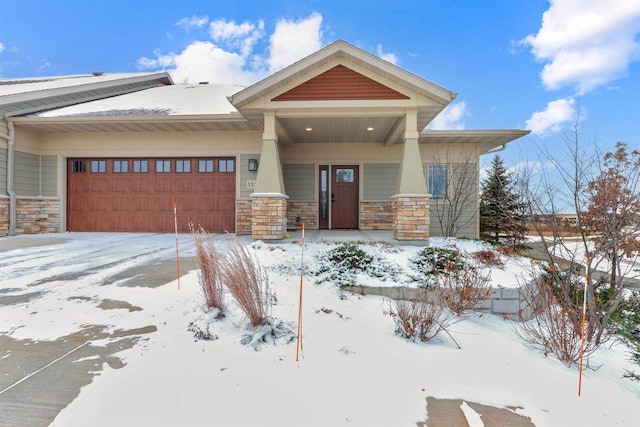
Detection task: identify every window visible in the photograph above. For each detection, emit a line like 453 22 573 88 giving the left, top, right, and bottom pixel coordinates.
198 159 214 173
428 164 448 200
91 160 106 173
113 160 128 173
219 159 235 173
71 160 86 173
336 168 354 183
133 160 148 173
176 160 191 173
156 160 171 173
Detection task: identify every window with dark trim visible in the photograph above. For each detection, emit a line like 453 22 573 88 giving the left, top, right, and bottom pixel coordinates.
113 160 129 173
71 160 86 173
176 160 191 173
91 160 106 173
156 160 171 173
428 164 448 200
133 160 148 173
198 159 214 173
219 159 235 173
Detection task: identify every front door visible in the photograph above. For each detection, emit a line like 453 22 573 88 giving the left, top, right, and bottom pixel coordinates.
328 165 359 229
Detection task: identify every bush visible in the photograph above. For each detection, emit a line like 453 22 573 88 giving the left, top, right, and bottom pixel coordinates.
409 247 466 284
391 292 447 343
611 291 640 381
472 249 504 267
191 224 225 314
436 264 492 316
219 238 272 327
314 243 401 287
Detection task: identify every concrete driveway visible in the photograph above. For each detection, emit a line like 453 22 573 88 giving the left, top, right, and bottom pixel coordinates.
0 233 205 427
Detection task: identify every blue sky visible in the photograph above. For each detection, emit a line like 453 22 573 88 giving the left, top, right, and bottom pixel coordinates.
1 0 639 173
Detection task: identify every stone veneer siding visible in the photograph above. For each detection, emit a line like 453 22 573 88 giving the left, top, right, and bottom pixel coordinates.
15 198 60 234
236 199 252 235
251 195 287 240
360 201 393 230
392 195 430 240
287 201 318 230
0 197 8 236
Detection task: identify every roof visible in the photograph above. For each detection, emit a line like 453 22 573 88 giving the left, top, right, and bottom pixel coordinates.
32 83 245 117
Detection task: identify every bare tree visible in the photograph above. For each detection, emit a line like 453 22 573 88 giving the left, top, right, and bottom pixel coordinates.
430 148 478 238
514 121 639 364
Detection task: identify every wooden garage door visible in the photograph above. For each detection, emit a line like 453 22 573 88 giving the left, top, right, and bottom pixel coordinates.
67 158 236 233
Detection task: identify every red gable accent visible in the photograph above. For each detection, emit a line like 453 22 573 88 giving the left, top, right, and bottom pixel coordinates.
272 65 410 101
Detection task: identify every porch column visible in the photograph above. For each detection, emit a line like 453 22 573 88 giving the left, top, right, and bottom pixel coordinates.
251 111 288 240
393 111 430 240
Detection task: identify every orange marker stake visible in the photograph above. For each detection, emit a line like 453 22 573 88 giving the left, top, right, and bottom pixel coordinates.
296 223 305 362
174 202 181 290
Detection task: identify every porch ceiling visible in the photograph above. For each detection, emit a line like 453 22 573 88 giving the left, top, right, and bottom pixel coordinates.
277 115 404 144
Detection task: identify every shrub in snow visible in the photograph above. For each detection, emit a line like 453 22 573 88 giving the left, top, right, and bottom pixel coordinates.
191 224 226 315
240 319 296 351
187 322 218 341
409 247 466 284
314 242 401 287
472 249 505 267
435 261 492 316
219 238 272 327
515 262 619 366
391 292 449 343
611 291 640 381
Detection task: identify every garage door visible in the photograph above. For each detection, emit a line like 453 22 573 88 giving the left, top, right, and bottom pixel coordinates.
67 157 236 233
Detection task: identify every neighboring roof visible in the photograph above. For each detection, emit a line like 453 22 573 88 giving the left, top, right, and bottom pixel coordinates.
0 72 173 118
32 83 245 117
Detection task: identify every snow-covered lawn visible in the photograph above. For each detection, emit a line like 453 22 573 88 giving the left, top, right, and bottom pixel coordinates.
1 233 638 426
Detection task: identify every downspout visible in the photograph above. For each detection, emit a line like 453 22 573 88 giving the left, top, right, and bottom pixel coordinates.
0 121 16 235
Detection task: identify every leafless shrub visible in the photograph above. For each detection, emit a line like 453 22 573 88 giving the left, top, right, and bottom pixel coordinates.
190 224 225 315
391 291 449 342
219 238 271 327
472 249 504 267
515 262 608 366
436 263 493 316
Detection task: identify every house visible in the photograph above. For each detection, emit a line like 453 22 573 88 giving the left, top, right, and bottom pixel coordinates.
0 40 529 240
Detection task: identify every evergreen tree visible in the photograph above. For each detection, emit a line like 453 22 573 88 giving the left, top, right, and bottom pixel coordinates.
480 155 527 246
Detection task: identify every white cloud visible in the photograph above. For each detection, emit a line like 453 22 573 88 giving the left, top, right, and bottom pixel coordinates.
428 101 467 130
209 19 264 58
521 0 640 94
266 12 323 73
376 44 398 65
525 97 576 135
176 15 209 31
0 42 4 54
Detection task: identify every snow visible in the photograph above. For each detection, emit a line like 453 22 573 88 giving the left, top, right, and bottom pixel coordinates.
1 233 638 426
32 83 245 117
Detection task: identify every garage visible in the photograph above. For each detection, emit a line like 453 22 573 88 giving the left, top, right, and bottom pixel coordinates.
67 157 236 233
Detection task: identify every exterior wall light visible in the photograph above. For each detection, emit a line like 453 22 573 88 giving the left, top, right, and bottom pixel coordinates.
248 159 259 172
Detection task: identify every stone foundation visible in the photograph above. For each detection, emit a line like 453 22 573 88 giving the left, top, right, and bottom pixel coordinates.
251 194 287 240
360 201 393 230
287 201 318 230
392 195 430 240
15 198 61 235
0 197 8 237
236 199 252 235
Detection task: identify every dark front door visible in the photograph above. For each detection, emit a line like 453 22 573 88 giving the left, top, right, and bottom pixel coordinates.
330 165 359 229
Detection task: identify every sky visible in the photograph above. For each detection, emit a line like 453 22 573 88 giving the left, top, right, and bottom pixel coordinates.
1 0 639 173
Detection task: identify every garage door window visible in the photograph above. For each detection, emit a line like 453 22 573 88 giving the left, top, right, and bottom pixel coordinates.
113 160 128 173
219 159 234 173
71 160 86 173
133 160 148 173
91 160 106 173
156 160 171 173
176 160 191 173
198 160 214 173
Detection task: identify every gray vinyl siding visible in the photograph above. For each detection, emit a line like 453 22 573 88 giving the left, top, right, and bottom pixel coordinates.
14 151 39 196
363 163 398 200
41 155 57 197
239 154 260 198
283 164 314 200
0 147 7 193
12 151 57 197
428 162 478 239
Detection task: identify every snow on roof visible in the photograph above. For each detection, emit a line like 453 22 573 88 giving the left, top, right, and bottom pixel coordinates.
0 73 159 97
32 83 246 117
